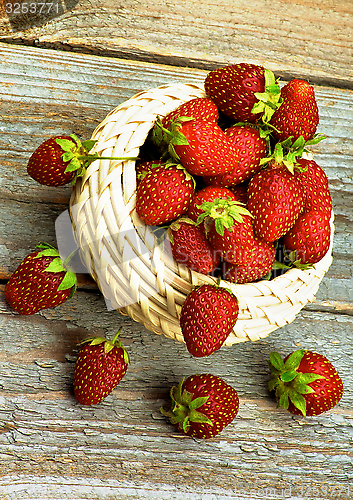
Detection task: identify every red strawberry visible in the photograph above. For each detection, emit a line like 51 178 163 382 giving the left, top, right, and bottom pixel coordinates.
270 79 319 142
268 350 343 416
202 125 268 187
247 163 305 242
74 329 130 405
168 217 220 274
180 283 239 357
135 163 194 225
161 97 219 129
5 242 77 315
224 237 276 284
204 63 281 123
187 186 237 223
198 198 255 265
228 183 249 205
295 158 332 215
27 134 136 187
283 209 331 264
169 119 240 177
161 373 239 439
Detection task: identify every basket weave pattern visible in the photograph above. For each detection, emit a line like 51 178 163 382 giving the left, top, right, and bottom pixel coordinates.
69 83 334 345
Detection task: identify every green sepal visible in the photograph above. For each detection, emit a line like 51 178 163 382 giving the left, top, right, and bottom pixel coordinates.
81 139 97 151
57 270 77 291
44 258 66 273
284 349 305 370
189 396 209 411
269 351 286 371
288 392 307 417
79 328 130 364
280 370 298 383
279 392 289 410
55 138 77 152
64 157 82 173
196 198 252 236
189 409 213 426
251 69 282 123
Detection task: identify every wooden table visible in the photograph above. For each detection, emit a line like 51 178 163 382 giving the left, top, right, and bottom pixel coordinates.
1 1 353 498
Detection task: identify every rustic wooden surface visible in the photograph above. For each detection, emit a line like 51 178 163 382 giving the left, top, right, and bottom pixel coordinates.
0 0 353 497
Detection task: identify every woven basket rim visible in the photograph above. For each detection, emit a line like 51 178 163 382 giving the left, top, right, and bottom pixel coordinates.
69 82 333 345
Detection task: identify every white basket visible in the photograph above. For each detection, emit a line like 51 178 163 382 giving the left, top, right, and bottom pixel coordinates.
69 83 334 345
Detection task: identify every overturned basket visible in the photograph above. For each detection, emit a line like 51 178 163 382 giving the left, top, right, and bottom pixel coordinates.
69 83 334 345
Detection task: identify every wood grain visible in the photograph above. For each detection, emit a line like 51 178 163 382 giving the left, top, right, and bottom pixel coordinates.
0 41 353 498
0 0 353 88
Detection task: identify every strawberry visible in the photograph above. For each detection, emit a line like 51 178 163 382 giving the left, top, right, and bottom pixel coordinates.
74 329 130 405
247 163 305 242
161 373 239 438
295 158 332 215
167 217 220 274
135 163 194 225
283 209 331 264
198 198 255 265
5 242 77 315
161 97 219 129
224 237 276 284
168 119 240 177
270 79 319 143
202 125 268 187
268 349 343 417
204 63 282 123
180 283 239 357
27 134 136 187
187 186 237 223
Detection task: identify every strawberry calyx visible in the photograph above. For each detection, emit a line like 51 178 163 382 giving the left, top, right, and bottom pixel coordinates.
260 133 326 174
56 134 139 185
252 69 282 123
268 350 325 417
35 242 77 296
196 197 253 236
79 328 130 364
160 377 213 432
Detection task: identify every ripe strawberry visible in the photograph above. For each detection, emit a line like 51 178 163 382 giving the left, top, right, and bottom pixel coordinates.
161 97 219 129
270 79 319 142
247 163 305 242
161 373 239 438
74 329 130 405
180 283 239 357
268 349 343 416
283 209 331 264
295 158 332 215
169 119 240 177
198 198 255 265
135 163 194 225
168 217 220 274
202 125 268 187
204 63 281 123
224 237 276 284
27 134 136 187
5 242 77 315
187 186 237 224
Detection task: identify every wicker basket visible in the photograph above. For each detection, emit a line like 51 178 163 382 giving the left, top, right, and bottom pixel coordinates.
69 83 334 345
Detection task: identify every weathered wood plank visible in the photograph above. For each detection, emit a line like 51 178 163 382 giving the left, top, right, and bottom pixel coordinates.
0 284 352 496
0 0 353 88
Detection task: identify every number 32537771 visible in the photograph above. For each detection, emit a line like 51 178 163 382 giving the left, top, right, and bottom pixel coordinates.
5 2 60 14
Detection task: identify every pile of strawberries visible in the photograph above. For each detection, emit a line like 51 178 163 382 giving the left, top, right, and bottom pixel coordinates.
136 63 332 286
4 62 342 440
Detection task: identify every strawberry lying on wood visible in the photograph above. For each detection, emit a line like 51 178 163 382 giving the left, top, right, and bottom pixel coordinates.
161 373 239 438
268 349 343 416
180 283 239 357
5 242 77 315
74 329 130 405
